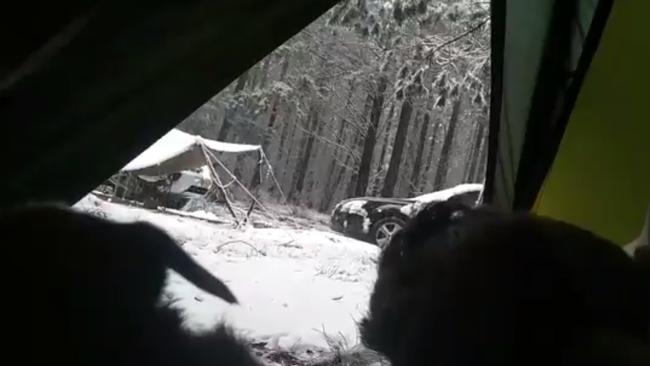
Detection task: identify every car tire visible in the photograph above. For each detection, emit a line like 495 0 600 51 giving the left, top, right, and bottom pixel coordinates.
370 216 406 249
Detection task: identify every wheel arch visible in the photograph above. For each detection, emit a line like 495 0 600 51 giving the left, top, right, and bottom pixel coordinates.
370 204 410 222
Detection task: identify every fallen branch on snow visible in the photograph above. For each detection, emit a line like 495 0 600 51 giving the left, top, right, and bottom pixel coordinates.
213 240 267 256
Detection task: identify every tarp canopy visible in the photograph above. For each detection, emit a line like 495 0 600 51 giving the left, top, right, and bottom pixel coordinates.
486 0 650 245
122 129 261 176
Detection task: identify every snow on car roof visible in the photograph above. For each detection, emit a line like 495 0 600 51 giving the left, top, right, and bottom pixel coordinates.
412 183 484 203
400 183 484 217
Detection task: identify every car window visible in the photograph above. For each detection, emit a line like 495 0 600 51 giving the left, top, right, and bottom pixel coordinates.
448 190 481 206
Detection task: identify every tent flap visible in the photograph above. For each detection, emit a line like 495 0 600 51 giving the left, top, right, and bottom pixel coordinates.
533 0 650 245
486 0 600 210
488 0 650 245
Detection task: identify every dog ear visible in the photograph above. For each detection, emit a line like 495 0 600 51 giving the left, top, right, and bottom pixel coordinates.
129 222 238 304
400 201 473 256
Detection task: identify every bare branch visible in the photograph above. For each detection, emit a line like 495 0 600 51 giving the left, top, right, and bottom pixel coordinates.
426 19 489 61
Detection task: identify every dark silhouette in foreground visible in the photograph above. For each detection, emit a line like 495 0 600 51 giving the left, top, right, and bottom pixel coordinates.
361 202 649 366
1 205 260 366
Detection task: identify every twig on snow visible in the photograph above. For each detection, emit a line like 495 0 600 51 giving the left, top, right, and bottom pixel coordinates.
213 240 267 256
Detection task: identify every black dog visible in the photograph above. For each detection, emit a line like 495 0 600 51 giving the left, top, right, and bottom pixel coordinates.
1 204 260 366
360 202 649 366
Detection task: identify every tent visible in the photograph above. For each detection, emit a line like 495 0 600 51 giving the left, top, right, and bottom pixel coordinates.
485 0 650 248
122 128 261 176
113 128 270 223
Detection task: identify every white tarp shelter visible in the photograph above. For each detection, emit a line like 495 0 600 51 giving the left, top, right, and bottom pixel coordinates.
122 128 262 176
116 129 268 223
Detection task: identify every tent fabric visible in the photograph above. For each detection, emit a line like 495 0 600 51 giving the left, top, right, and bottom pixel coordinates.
487 0 650 245
485 0 557 209
533 0 650 245
122 129 261 176
485 0 599 210
0 0 338 207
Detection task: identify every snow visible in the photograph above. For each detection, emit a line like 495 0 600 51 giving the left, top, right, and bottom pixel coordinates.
123 129 196 171
339 200 368 217
362 217 372 234
400 183 483 216
123 129 261 172
200 137 261 154
74 195 378 349
399 204 415 217
163 208 226 223
412 183 483 203
271 81 293 98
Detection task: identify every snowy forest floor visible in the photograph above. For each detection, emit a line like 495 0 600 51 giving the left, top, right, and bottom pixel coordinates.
178 193 333 232
74 194 387 366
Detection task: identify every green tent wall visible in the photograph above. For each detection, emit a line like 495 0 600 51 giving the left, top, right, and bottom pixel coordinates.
533 0 650 245
486 0 650 245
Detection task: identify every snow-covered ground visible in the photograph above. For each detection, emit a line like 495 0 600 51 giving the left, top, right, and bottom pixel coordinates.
74 195 379 351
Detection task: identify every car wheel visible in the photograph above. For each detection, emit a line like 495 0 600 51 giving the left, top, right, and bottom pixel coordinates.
370 217 405 249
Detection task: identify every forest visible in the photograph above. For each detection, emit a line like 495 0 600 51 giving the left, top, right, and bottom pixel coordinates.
178 0 491 212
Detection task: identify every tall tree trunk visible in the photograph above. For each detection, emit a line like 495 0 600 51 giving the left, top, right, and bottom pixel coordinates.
319 83 355 210
249 58 290 189
290 106 319 203
319 120 349 210
462 122 480 182
319 152 341 211
276 106 294 166
377 103 395 169
433 98 462 190
304 112 330 206
323 124 360 211
262 57 290 150
421 122 440 192
346 170 357 198
280 115 299 196
381 97 413 197
355 77 387 196
217 71 249 140
409 111 430 196
473 129 488 183
464 122 485 182
322 151 350 211
257 57 271 89
345 132 364 198
370 103 395 195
